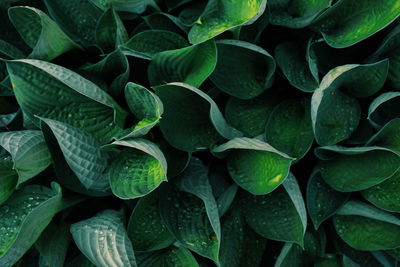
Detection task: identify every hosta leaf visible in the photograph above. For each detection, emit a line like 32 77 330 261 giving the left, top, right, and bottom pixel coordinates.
269 0 331 29
40 118 110 193
333 201 400 250
144 12 188 34
0 130 51 186
224 92 280 137
127 191 175 252
44 0 102 46
306 169 349 229
0 39 24 59
154 82 242 152
136 246 198 267
70 210 137 267
0 157 17 205
188 0 267 44
5 59 125 143
337 240 384 267
108 139 167 199
312 0 400 48
216 184 238 217
121 30 188 60
211 40 275 99
95 8 128 53
148 40 216 87
159 138 191 178
265 98 314 160
242 173 307 245
8 6 80 61
368 92 400 128
35 224 71 267
366 118 400 154
90 0 158 13
275 41 319 92
316 146 400 192
311 61 389 146
116 82 162 140
0 183 63 266
213 137 293 194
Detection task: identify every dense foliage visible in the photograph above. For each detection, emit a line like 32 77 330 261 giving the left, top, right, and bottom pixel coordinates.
0 0 400 266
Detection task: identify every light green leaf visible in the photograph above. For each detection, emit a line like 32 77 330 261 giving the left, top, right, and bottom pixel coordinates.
306 169 349 229
148 40 216 87
312 0 400 48
368 92 400 129
90 0 158 13
40 118 110 193
188 0 267 44
44 0 102 46
71 210 137 267
0 157 17 205
95 8 128 53
0 183 63 266
121 30 188 60
8 6 80 61
213 137 293 194
127 191 175 252
334 201 400 250
243 173 307 246
107 139 167 199
275 41 319 92
0 130 51 187
154 82 242 152
316 145 400 192
5 59 125 143
311 60 389 145
265 98 314 160
211 40 275 99
36 224 71 267
136 246 199 267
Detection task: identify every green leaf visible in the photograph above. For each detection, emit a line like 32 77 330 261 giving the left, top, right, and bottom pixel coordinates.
44 0 102 46
213 137 293 194
188 0 267 44
316 145 400 192
127 191 175 252
0 157 17 205
368 92 400 129
242 173 307 246
269 0 331 29
0 130 51 186
95 8 128 53
306 169 349 229
274 242 303 267
311 61 389 145
366 118 400 154
148 40 216 87
333 201 400 250
144 12 188 34
5 59 125 143
136 246 199 267
40 118 110 193
275 41 319 92
0 39 24 59
70 209 137 267
121 30 188 60
154 82 242 152
0 183 63 266
312 0 400 48
211 40 275 100
36 224 71 267
265 98 314 160
90 0 158 13
108 139 167 199
8 6 80 61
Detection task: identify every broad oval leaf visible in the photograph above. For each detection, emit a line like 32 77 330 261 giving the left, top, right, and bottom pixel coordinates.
242 174 307 246
333 201 400 250
136 246 199 267
0 183 63 266
108 139 167 199
154 82 242 152
211 40 275 100
311 61 389 145
70 209 137 267
0 157 17 205
213 137 293 195
312 0 400 48
188 0 267 44
0 130 51 187
148 40 216 87
368 92 400 129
